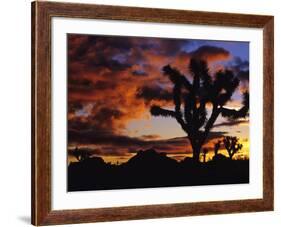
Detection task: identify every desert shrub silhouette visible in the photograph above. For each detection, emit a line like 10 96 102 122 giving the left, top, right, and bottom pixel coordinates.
150 58 249 162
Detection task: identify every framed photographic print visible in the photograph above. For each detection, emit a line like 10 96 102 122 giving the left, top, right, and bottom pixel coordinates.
31 1 274 226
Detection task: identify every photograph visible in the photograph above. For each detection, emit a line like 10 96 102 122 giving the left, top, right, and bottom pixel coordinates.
67 34 250 191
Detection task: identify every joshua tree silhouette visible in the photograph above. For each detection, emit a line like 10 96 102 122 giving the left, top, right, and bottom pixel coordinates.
202 148 208 163
223 136 243 160
150 58 249 163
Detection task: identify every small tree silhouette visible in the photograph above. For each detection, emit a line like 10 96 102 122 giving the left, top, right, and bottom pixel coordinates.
150 58 249 163
223 136 243 160
202 148 208 163
214 140 221 157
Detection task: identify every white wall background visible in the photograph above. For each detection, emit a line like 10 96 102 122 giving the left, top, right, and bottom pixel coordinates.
0 0 279 226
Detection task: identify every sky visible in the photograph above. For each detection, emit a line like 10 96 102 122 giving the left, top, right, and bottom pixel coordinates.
67 34 249 164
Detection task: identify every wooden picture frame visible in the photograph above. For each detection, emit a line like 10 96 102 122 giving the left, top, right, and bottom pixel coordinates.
32 1 274 226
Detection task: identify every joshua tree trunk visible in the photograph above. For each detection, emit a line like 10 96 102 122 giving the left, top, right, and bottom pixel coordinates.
191 143 201 163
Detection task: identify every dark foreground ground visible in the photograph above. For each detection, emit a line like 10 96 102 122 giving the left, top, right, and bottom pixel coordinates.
68 149 249 192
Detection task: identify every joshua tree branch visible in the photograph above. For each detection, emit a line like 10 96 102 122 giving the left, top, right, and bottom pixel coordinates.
173 84 181 113
194 98 207 130
151 105 176 118
203 106 221 140
162 65 193 91
150 105 188 134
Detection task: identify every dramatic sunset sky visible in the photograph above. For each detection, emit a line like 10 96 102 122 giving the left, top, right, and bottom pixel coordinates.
67 34 249 164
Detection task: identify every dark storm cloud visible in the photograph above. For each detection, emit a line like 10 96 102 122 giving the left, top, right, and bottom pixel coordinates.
227 56 249 82
68 129 151 146
92 80 118 90
68 101 84 113
68 34 189 70
68 107 125 133
132 70 148 77
68 78 118 93
68 34 133 75
237 70 249 82
68 128 190 155
68 34 133 58
213 119 249 128
68 117 94 131
68 127 226 156
68 78 94 92
68 34 193 78
68 124 225 148
189 45 230 61
94 107 125 124
154 39 189 56
136 85 173 102
88 54 132 71
233 56 249 70
140 134 161 140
